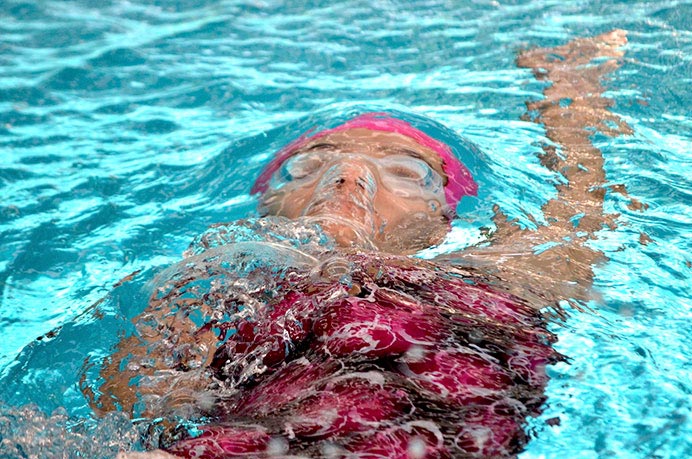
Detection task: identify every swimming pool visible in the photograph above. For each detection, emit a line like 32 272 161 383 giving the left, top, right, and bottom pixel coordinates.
1 0 690 457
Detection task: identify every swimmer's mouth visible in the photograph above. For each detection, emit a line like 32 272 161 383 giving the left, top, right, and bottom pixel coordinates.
302 215 377 251
303 195 375 230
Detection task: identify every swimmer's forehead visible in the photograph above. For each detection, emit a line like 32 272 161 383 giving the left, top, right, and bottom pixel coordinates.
298 128 446 179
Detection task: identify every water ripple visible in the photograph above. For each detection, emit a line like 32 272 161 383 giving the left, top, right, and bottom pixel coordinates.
0 0 690 457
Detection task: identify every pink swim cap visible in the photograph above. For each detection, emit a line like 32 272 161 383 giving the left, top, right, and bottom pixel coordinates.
251 113 478 212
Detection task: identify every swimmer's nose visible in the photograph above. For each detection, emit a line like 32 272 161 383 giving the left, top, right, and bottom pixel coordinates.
319 160 377 196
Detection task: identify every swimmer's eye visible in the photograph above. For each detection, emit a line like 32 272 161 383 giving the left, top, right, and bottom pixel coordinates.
378 155 444 195
279 153 326 181
381 156 430 181
387 165 424 179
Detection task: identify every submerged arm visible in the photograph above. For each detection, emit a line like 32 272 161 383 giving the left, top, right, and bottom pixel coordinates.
442 30 633 306
91 297 218 417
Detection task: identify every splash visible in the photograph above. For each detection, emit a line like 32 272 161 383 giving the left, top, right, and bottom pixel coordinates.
84 217 561 457
0 404 142 459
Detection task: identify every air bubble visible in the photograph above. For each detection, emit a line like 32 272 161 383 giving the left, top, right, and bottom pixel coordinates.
407 437 427 459
267 436 289 455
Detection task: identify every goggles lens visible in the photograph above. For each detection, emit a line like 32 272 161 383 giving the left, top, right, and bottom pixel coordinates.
271 150 444 197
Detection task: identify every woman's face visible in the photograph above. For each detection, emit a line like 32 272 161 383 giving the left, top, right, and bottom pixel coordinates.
259 128 451 253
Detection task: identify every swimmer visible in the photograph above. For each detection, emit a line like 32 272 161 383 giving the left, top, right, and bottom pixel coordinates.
102 30 631 458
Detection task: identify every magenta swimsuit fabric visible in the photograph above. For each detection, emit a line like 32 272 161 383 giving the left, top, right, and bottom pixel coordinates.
164 252 558 458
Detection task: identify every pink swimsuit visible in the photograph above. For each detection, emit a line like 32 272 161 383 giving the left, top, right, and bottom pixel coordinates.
162 246 558 458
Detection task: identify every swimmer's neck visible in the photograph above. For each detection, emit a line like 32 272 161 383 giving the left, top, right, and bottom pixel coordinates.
299 214 445 256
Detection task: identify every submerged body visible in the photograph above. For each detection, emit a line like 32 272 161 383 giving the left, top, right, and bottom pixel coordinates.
140 219 559 457
99 31 632 459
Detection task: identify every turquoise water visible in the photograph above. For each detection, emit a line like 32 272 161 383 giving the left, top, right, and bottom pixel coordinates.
1 0 691 457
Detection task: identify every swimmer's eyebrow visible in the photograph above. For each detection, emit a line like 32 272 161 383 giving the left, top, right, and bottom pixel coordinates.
292 142 337 156
306 142 337 151
382 146 425 160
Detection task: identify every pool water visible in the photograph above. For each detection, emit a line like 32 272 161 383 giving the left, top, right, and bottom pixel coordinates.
1 0 690 457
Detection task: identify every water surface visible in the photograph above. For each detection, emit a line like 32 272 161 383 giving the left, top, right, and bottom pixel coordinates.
1 0 691 457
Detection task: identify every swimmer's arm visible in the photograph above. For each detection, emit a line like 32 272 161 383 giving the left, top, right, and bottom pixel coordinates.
439 30 633 306
91 300 218 417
